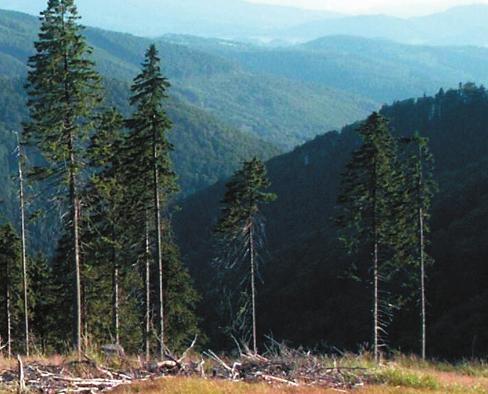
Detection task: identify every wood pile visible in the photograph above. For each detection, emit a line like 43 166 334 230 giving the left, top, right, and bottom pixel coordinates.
0 358 141 393
205 346 367 390
0 340 370 392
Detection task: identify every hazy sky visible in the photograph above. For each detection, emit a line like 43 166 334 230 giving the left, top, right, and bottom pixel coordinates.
248 0 488 16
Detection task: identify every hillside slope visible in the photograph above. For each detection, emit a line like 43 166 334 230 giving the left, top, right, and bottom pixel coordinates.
0 77 278 198
166 34 488 104
175 84 488 358
0 9 373 148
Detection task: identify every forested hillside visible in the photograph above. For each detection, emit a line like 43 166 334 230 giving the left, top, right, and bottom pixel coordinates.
5 2 488 392
0 9 373 148
175 84 488 359
0 77 278 208
166 34 488 105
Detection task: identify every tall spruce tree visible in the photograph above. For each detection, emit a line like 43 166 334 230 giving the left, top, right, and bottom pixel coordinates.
399 133 436 360
215 158 276 354
24 0 102 357
126 44 177 358
337 112 402 362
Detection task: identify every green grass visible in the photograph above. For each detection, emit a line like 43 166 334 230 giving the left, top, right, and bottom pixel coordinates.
371 367 440 390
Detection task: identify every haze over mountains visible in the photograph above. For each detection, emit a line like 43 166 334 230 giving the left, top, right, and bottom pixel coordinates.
166 34 488 103
278 4 488 45
1 0 338 39
4 0 488 46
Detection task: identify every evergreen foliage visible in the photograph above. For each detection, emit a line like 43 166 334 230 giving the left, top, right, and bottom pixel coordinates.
24 0 102 356
176 84 488 358
398 134 437 358
214 158 276 353
0 224 22 356
337 113 404 361
125 44 175 358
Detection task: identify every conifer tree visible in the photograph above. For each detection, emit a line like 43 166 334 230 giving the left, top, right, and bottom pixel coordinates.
86 109 126 347
126 44 177 358
215 158 276 354
28 254 56 353
24 0 102 357
160 225 200 352
399 133 436 360
0 224 21 358
337 113 402 362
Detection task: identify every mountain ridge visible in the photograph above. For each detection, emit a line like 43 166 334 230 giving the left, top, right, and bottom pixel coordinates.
0 8 373 148
277 4 488 46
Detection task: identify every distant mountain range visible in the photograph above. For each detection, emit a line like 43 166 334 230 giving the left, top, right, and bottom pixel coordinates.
0 9 372 150
0 0 338 39
165 34 488 104
4 1 488 47
277 4 488 46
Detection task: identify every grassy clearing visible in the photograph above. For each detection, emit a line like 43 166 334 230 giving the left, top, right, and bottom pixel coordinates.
2 354 488 393
370 366 440 390
110 375 488 394
111 377 347 394
110 356 488 394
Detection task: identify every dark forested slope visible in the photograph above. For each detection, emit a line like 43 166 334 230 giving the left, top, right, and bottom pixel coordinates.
175 84 488 358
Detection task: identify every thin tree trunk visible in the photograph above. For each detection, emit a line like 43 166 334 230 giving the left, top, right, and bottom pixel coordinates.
373 240 379 363
145 215 151 361
372 160 379 363
17 135 29 356
112 227 119 347
152 131 164 360
249 223 257 354
6 263 11 358
418 143 426 360
69 137 82 360
419 206 426 360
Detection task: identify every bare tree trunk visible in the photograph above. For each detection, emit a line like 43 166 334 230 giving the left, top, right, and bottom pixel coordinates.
415 142 427 360
112 228 120 347
152 132 164 360
372 160 380 363
373 241 379 363
6 267 11 358
249 224 257 354
69 135 82 360
145 215 151 361
419 206 426 360
17 355 26 393
17 135 29 356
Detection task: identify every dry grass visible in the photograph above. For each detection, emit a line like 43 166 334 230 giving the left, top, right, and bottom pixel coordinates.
109 376 488 394
111 377 488 394
2 354 488 393
111 377 348 394
0 354 64 370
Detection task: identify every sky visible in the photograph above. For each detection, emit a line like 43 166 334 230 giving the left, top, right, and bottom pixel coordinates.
247 0 488 16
